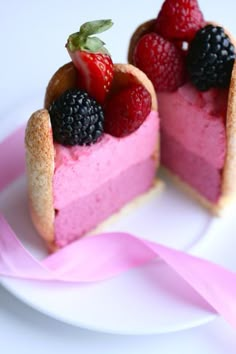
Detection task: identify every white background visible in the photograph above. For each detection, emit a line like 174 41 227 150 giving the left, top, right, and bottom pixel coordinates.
1 0 236 353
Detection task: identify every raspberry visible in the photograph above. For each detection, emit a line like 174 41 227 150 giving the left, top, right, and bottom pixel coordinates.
133 33 186 92
155 0 205 42
104 85 151 137
49 89 104 146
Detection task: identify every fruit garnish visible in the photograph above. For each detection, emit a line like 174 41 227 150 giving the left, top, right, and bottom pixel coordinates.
155 0 204 42
187 25 236 91
104 84 151 137
49 88 104 146
66 20 114 104
128 20 156 64
133 33 186 92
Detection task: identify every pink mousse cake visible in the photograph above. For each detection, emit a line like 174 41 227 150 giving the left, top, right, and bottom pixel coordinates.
25 62 159 250
158 84 228 204
129 0 236 212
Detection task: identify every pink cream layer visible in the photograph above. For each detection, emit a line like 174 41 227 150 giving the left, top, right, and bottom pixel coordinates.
158 83 228 202
53 111 159 246
161 129 222 203
54 158 156 247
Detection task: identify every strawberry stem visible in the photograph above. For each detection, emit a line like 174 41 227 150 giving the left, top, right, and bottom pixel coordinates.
66 19 113 53
80 20 113 36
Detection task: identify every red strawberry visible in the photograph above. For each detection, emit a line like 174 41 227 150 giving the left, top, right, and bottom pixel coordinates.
104 85 151 137
155 0 205 42
133 33 186 92
66 20 114 104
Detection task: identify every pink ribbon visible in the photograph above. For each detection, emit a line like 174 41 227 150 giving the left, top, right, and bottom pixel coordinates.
1 127 236 329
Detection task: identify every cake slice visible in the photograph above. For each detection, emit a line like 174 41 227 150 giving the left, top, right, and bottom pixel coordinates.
128 0 236 213
25 20 159 250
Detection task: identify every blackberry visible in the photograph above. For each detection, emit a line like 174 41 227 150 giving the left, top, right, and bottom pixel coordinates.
49 89 104 146
187 25 235 91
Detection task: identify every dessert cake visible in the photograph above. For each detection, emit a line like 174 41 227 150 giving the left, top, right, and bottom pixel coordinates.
25 20 160 249
129 0 236 213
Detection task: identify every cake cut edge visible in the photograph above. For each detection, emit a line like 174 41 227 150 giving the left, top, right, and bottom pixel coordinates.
49 179 164 252
161 168 231 215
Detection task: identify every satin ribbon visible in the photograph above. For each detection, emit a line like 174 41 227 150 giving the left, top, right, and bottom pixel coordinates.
1 127 236 329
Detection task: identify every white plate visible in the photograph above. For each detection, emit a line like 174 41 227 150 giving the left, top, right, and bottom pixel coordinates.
1 101 236 335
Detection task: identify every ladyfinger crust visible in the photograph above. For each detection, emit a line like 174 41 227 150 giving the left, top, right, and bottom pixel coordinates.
128 20 236 212
26 62 158 247
221 59 236 205
44 62 77 109
44 62 157 111
25 109 55 242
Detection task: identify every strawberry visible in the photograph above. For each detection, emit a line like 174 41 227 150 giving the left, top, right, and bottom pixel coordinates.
133 33 186 92
104 85 151 137
155 0 205 42
66 20 114 104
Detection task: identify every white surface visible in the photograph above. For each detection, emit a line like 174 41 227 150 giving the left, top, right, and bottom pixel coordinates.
1 0 236 352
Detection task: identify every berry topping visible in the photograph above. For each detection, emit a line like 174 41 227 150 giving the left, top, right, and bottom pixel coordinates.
187 25 236 91
133 33 186 92
49 89 104 146
104 85 151 137
66 20 114 104
155 0 204 42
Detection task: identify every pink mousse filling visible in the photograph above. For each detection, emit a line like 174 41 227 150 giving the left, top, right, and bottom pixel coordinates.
161 130 222 203
53 111 159 247
158 83 228 202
